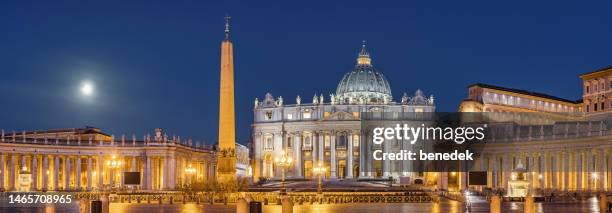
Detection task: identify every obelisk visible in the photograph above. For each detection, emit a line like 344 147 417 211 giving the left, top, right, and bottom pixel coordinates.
217 15 237 183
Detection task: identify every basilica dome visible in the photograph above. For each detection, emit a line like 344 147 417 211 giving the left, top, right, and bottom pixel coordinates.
335 43 392 104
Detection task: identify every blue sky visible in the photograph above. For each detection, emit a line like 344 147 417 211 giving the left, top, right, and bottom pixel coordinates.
1 0 611 145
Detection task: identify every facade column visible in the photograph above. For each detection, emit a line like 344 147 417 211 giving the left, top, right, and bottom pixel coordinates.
31 154 37 191
359 130 366 177
318 132 324 166
87 156 92 191
347 131 353 178
254 133 262 180
294 132 302 177
54 155 60 191
76 155 81 190
330 132 337 179
491 154 497 188
145 155 152 190
64 156 70 190
132 156 137 172
311 132 317 168
382 137 390 178
42 155 48 191
119 155 124 189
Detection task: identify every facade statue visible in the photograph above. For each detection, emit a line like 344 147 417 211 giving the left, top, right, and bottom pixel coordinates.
254 98 259 108
313 94 318 104
296 95 301 105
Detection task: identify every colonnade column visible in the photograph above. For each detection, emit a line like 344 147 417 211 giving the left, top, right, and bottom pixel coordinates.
98 155 103 190
76 155 81 190
311 132 317 169
64 156 70 190
564 151 570 191
87 157 92 191
576 151 582 190
53 155 59 191
145 155 152 190
330 132 337 179
347 131 353 179
359 130 366 177
599 149 605 191
0 154 4 191
31 155 37 191
42 155 48 191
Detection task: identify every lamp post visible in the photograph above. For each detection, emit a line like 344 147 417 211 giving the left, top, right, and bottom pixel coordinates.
274 150 293 195
185 164 196 190
106 155 121 191
313 162 326 195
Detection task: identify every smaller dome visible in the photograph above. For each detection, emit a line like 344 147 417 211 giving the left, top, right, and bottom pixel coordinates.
335 42 392 104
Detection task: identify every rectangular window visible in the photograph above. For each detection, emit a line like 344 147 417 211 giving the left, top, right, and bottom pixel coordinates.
586 86 590 93
303 112 311 119
323 112 331 118
594 103 598 111
353 135 360 147
287 114 293 120
264 136 273 150
601 102 605 110
324 136 330 148
287 137 292 148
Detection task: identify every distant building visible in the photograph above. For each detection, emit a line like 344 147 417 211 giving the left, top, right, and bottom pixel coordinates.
0 127 216 192
580 66 612 119
457 67 611 193
252 43 436 181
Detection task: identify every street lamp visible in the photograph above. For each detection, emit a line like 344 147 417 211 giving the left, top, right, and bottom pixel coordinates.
106 155 121 190
274 150 293 195
313 162 326 195
185 164 196 190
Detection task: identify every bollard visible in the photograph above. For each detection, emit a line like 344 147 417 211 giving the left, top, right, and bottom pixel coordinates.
169 196 174 204
281 197 293 213
78 199 90 213
600 193 607 213
524 194 534 213
91 200 102 213
490 195 501 213
249 201 263 213
237 198 249 213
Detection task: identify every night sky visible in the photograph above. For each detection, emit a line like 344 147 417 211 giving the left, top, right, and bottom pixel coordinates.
1 1 611 146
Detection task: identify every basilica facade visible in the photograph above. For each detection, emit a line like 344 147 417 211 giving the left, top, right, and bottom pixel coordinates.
251 44 436 181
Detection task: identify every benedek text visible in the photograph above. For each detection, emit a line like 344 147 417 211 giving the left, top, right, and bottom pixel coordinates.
372 149 474 161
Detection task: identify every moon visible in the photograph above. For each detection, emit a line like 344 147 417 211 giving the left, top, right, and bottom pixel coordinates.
80 81 94 96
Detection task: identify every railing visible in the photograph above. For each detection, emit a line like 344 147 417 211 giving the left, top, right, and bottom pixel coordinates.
486 120 611 143
92 191 435 204
0 137 214 152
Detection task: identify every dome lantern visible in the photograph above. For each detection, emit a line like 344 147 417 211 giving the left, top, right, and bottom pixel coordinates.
335 42 392 104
